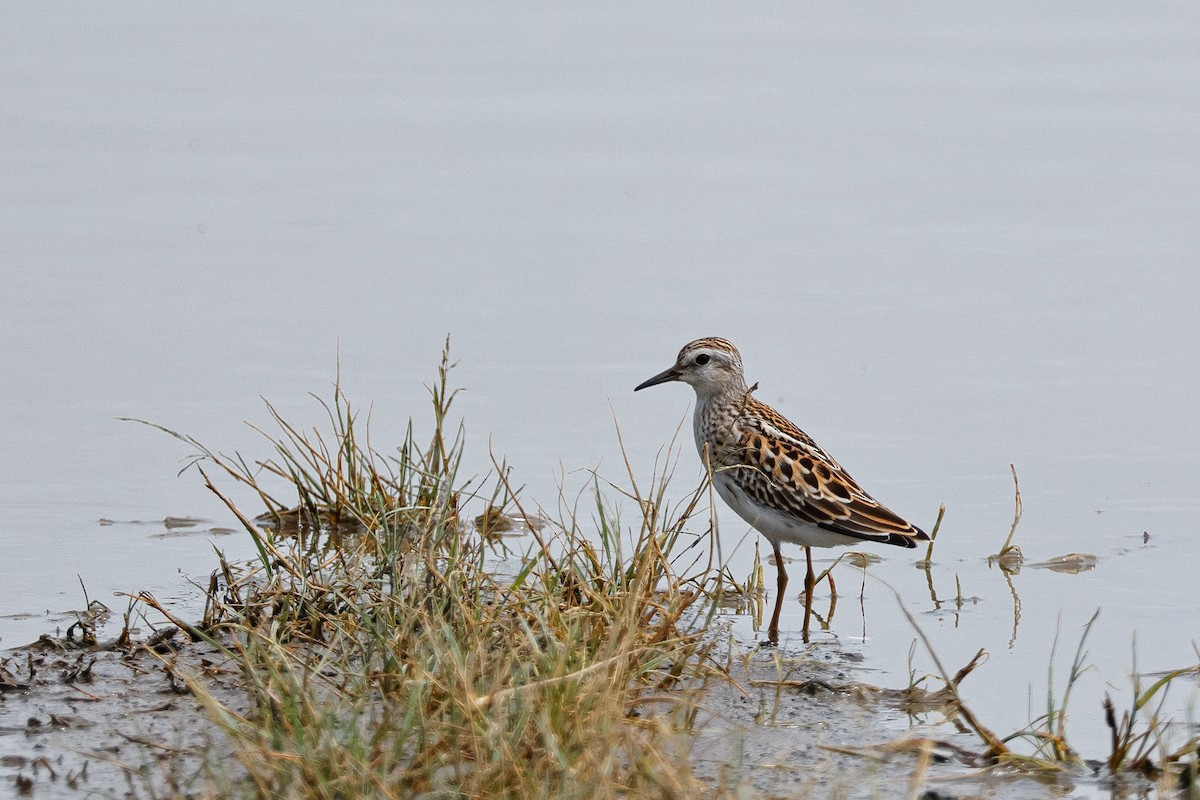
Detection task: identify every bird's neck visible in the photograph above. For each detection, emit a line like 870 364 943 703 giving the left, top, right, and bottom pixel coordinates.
693 384 750 447
693 380 749 409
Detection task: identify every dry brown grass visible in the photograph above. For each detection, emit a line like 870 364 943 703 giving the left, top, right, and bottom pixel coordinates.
140 342 730 799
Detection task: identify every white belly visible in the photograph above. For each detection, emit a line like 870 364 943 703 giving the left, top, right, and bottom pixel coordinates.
712 473 859 550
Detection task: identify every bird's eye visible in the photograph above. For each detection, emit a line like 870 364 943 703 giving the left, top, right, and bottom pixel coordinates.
694 354 711 366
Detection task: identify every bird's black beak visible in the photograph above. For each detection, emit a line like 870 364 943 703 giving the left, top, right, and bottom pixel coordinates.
635 366 681 391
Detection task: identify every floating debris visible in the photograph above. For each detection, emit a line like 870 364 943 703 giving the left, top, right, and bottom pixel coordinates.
474 506 513 538
98 516 210 528
474 506 546 540
987 545 1024 573
1027 553 1098 574
844 551 881 568
163 516 207 529
150 526 234 540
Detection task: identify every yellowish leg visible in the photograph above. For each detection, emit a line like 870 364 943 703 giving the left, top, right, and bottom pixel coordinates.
802 546 815 643
768 541 787 644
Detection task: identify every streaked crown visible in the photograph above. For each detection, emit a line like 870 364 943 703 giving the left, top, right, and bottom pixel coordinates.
676 337 742 370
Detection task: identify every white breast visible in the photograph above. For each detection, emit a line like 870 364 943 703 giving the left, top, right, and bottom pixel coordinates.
711 472 859 550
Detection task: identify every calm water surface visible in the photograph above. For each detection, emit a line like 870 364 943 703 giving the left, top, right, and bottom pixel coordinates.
2 3 1197 770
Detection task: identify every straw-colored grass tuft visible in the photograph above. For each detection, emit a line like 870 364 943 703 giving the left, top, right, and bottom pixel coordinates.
139 341 727 799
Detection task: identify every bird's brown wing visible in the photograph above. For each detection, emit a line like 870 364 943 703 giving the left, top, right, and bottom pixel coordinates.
725 396 928 546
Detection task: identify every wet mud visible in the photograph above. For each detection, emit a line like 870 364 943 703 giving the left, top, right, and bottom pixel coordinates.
0 624 1153 799
0 632 242 798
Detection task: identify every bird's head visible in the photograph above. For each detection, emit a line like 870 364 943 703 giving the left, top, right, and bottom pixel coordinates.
635 337 747 399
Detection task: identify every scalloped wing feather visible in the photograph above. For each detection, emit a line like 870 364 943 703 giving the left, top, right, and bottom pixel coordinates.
729 396 928 546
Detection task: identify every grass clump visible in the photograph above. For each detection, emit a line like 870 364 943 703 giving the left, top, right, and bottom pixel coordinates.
152 342 724 799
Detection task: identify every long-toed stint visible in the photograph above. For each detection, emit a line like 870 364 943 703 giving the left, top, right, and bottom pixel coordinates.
635 337 928 644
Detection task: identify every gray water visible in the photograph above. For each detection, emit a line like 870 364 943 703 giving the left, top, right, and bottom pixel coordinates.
2 3 1197 772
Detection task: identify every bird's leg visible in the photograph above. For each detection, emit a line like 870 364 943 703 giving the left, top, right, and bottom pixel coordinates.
802 546 815 643
768 542 787 644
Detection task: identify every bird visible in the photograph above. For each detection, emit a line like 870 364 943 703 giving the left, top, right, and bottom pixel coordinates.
635 337 928 643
